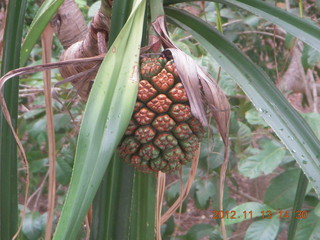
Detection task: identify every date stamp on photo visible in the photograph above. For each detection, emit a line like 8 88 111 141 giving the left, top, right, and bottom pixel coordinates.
212 210 309 220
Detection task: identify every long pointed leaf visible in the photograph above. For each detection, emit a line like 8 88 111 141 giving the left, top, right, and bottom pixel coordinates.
20 0 64 66
53 1 146 239
164 0 320 52
91 0 135 239
165 7 320 194
0 0 26 239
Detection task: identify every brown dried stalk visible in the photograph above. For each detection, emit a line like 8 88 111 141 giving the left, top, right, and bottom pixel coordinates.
41 25 56 240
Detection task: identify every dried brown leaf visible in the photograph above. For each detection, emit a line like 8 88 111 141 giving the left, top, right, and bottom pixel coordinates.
153 17 230 239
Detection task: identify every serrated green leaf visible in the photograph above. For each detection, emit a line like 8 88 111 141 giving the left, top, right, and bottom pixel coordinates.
53 114 71 132
224 202 276 225
186 224 219 240
29 158 48 173
161 214 175 238
295 211 320 240
194 179 215 209
244 217 280 240
218 73 238 96
301 45 320 69
199 139 224 171
264 168 307 209
28 118 46 138
22 212 46 240
56 157 73 186
165 181 187 213
301 113 320 139
245 108 268 127
237 122 252 147
238 140 286 178
23 108 45 120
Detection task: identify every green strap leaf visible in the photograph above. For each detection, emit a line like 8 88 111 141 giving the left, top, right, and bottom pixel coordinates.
288 171 309 240
165 7 320 194
0 0 27 238
53 1 146 239
164 0 320 52
20 0 64 66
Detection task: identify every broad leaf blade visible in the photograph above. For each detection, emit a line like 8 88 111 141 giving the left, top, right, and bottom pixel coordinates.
238 140 286 179
53 1 146 239
224 202 276 225
165 7 320 195
245 217 280 240
264 168 310 210
295 212 320 240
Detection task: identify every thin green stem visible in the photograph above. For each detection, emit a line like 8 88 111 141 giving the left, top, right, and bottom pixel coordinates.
150 0 164 22
298 0 303 18
215 3 223 33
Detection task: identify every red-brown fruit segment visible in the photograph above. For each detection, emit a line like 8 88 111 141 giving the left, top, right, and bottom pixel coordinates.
151 69 175 92
137 80 158 102
172 123 193 140
168 83 188 102
125 120 138 135
130 155 153 173
165 60 179 79
169 104 192 122
118 137 140 158
182 151 196 164
157 56 167 66
150 156 168 171
147 94 172 114
162 158 181 172
134 126 156 143
134 107 155 125
152 114 176 132
163 146 184 163
180 134 199 152
140 57 164 79
187 117 205 139
134 101 143 112
130 155 142 165
138 143 160 161
154 133 178 150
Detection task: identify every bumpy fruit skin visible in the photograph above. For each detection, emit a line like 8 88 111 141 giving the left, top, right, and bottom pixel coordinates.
118 56 205 173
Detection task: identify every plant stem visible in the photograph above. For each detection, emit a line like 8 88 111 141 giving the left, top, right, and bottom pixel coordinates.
150 0 164 22
215 3 223 33
298 0 303 18
0 0 27 239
